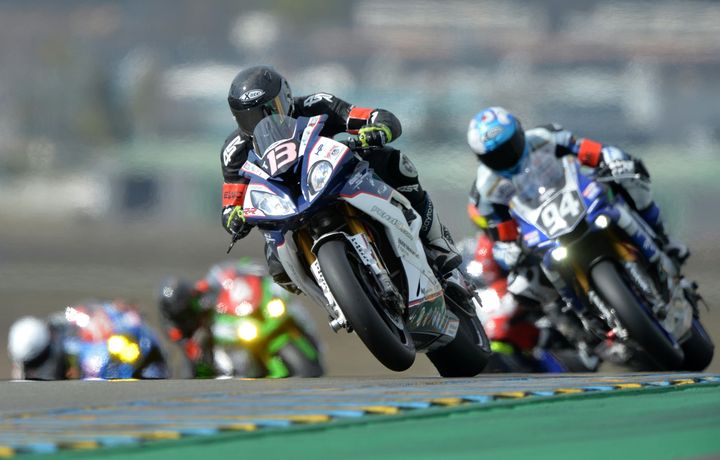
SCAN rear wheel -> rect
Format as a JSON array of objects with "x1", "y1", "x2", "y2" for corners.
[
  {"x1": 681, "y1": 319, "x2": 714, "y2": 371},
  {"x1": 317, "y1": 239, "x2": 415, "y2": 371},
  {"x1": 590, "y1": 260, "x2": 683, "y2": 370},
  {"x1": 427, "y1": 288, "x2": 491, "y2": 377}
]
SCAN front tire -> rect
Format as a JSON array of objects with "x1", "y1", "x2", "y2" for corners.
[
  {"x1": 590, "y1": 260, "x2": 684, "y2": 370},
  {"x1": 681, "y1": 319, "x2": 714, "y2": 371},
  {"x1": 317, "y1": 239, "x2": 415, "y2": 371}
]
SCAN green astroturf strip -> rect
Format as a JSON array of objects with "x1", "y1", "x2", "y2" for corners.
[{"x1": 17, "y1": 384, "x2": 720, "y2": 460}]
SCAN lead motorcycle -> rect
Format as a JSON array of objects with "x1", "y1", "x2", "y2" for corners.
[
  {"x1": 509, "y1": 151, "x2": 714, "y2": 370},
  {"x1": 232, "y1": 114, "x2": 490, "y2": 376}
]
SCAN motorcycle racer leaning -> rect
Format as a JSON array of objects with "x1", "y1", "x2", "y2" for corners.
[
  {"x1": 466, "y1": 107, "x2": 689, "y2": 350},
  {"x1": 221, "y1": 66, "x2": 461, "y2": 292}
]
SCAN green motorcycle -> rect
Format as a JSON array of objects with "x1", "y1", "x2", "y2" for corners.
[{"x1": 210, "y1": 269, "x2": 324, "y2": 378}]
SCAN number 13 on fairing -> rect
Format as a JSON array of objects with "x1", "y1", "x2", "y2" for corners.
[{"x1": 262, "y1": 141, "x2": 298, "y2": 176}]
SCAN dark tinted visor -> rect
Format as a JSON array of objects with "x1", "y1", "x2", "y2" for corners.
[
  {"x1": 233, "y1": 94, "x2": 292, "y2": 137},
  {"x1": 477, "y1": 128, "x2": 525, "y2": 172}
]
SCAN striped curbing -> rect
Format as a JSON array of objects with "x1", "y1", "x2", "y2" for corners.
[{"x1": 1, "y1": 374, "x2": 718, "y2": 457}]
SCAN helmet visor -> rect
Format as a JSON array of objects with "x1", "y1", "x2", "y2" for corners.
[
  {"x1": 478, "y1": 128, "x2": 526, "y2": 172},
  {"x1": 233, "y1": 94, "x2": 292, "y2": 137}
]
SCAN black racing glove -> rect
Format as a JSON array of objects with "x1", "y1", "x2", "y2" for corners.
[{"x1": 222, "y1": 205, "x2": 252, "y2": 238}]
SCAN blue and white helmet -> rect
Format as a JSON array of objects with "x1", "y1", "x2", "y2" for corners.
[{"x1": 467, "y1": 107, "x2": 527, "y2": 176}]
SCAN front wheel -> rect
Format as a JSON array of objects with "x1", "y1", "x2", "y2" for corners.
[
  {"x1": 681, "y1": 319, "x2": 714, "y2": 371},
  {"x1": 590, "y1": 260, "x2": 684, "y2": 370},
  {"x1": 317, "y1": 239, "x2": 415, "y2": 371}
]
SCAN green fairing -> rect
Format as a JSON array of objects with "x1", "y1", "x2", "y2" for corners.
[
  {"x1": 490, "y1": 341, "x2": 515, "y2": 355},
  {"x1": 266, "y1": 356, "x2": 289, "y2": 378},
  {"x1": 259, "y1": 317, "x2": 284, "y2": 337},
  {"x1": 268, "y1": 333, "x2": 291, "y2": 354},
  {"x1": 193, "y1": 362, "x2": 215, "y2": 379}
]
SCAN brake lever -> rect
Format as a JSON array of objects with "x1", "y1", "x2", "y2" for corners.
[
  {"x1": 226, "y1": 233, "x2": 241, "y2": 254},
  {"x1": 596, "y1": 173, "x2": 642, "y2": 183},
  {"x1": 342, "y1": 136, "x2": 384, "y2": 153}
]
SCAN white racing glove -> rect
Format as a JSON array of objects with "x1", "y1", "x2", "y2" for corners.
[
  {"x1": 492, "y1": 241, "x2": 522, "y2": 271},
  {"x1": 601, "y1": 146, "x2": 635, "y2": 177}
]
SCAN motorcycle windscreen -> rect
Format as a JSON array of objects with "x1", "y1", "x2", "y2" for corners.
[
  {"x1": 251, "y1": 114, "x2": 301, "y2": 177},
  {"x1": 512, "y1": 153, "x2": 586, "y2": 239},
  {"x1": 512, "y1": 152, "x2": 566, "y2": 207}
]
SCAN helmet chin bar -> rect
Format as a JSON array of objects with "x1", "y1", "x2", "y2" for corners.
[{"x1": 495, "y1": 145, "x2": 530, "y2": 179}]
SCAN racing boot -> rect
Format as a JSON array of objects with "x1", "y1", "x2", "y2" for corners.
[
  {"x1": 265, "y1": 242, "x2": 302, "y2": 294},
  {"x1": 417, "y1": 194, "x2": 462, "y2": 276},
  {"x1": 640, "y1": 203, "x2": 690, "y2": 264},
  {"x1": 613, "y1": 160, "x2": 689, "y2": 265}
]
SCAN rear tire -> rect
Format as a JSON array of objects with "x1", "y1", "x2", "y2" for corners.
[
  {"x1": 317, "y1": 239, "x2": 415, "y2": 371},
  {"x1": 590, "y1": 260, "x2": 683, "y2": 370},
  {"x1": 427, "y1": 292, "x2": 491, "y2": 377},
  {"x1": 681, "y1": 319, "x2": 714, "y2": 371},
  {"x1": 278, "y1": 343, "x2": 324, "y2": 377}
]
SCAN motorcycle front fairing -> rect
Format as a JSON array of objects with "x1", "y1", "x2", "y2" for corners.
[
  {"x1": 511, "y1": 155, "x2": 588, "y2": 251},
  {"x1": 240, "y1": 115, "x2": 355, "y2": 228}
]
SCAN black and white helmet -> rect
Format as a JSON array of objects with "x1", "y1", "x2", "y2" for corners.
[
  {"x1": 227, "y1": 66, "x2": 293, "y2": 136},
  {"x1": 7, "y1": 316, "x2": 64, "y2": 380}
]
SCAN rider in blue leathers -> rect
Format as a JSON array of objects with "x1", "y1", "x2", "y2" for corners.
[{"x1": 466, "y1": 107, "x2": 689, "y2": 360}]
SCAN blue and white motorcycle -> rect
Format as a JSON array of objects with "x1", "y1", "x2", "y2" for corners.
[
  {"x1": 509, "y1": 151, "x2": 713, "y2": 370},
  {"x1": 65, "y1": 304, "x2": 170, "y2": 380},
  {"x1": 234, "y1": 114, "x2": 490, "y2": 376}
]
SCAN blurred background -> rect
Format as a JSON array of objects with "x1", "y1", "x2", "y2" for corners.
[{"x1": 1, "y1": 0, "x2": 718, "y2": 377}]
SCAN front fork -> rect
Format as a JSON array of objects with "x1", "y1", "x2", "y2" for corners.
[
  {"x1": 297, "y1": 205, "x2": 401, "y2": 332},
  {"x1": 540, "y1": 229, "x2": 639, "y2": 341},
  {"x1": 294, "y1": 228, "x2": 348, "y2": 331}
]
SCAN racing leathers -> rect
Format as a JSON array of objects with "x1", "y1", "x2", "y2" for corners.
[
  {"x1": 160, "y1": 278, "x2": 217, "y2": 378},
  {"x1": 468, "y1": 123, "x2": 688, "y2": 312},
  {"x1": 221, "y1": 92, "x2": 461, "y2": 288}
]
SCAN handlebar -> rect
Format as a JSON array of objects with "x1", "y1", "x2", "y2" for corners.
[
  {"x1": 339, "y1": 137, "x2": 362, "y2": 151},
  {"x1": 339, "y1": 136, "x2": 385, "y2": 152},
  {"x1": 596, "y1": 173, "x2": 642, "y2": 183},
  {"x1": 594, "y1": 164, "x2": 641, "y2": 183}
]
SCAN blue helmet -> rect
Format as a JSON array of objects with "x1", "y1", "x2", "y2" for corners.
[{"x1": 467, "y1": 107, "x2": 527, "y2": 176}]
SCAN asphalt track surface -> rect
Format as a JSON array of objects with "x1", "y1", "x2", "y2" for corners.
[{"x1": 1, "y1": 374, "x2": 719, "y2": 458}]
